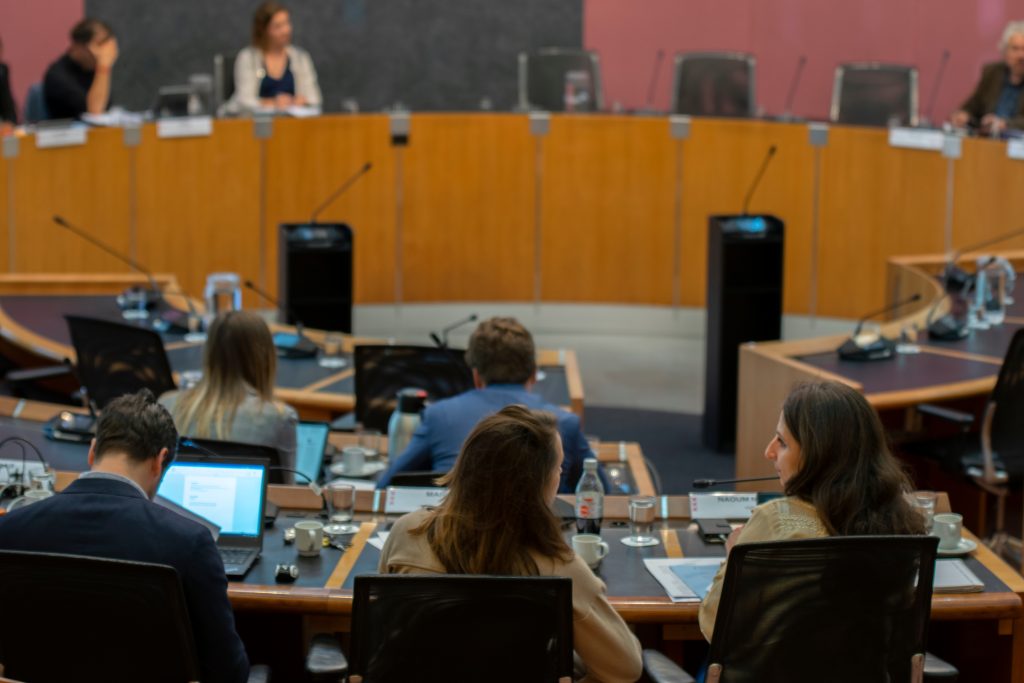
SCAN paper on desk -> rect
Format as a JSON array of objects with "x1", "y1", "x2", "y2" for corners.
[
  {"x1": 933, "y1": 559, "x2": 984, "y2": 593},
  {"x1": 644, "y1": 558, "x2": 723, "y2": 603},
  {"x1": 367, "y1": 531, "x2": 390, "y2": 551}
]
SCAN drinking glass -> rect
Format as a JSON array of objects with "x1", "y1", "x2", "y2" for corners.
[
  {"x1": 323, "y1": 482, "x2": 359, "y2": 535},
  {"x1": 621, "y1": 496, "x2": 659, "y2": 547},
  {"x1": 357, "y1": 428, "x2": 382, "y2": 460},
  {"x1": 121, "y1": 288, "x2": 147, "y2": 320},
  {"x1": 318, "y1": 332, "x2": 347, "y2": 369},
  {"x1": 913, "y1": 491, "x2": 937, "y2": 532}
]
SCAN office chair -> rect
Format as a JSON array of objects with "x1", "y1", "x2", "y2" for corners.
[
  {"x1": 831, "y1": 62, "x2": 919, "y2": 127},
  {"x1": 671, "y1": 51, "x2": 756, "y2": 117},
  {"x1": 0, "y1": 550, "x2": 268, "y2": 683},
  {"x1": 517, "y1": 48, "x2": 603, "y2": 112},
  {"x1": 644, "y1": 536, "x2": 958, "y2": 683},
  {"x1": 24, "y1": 83, "x2": 49, "y2": 123},
  {"x1": 915, "y1": 328, "x2": 1024, "y2": 565},
  {"x1": 65, "y1": 315, "x2": 177, "y2": 409},
  {"x1": 213, "y1": 52, "x2": 236, "y2": 115},
  {"x1": 348, "y1": 575, "x2": 574, "y2": 682}
]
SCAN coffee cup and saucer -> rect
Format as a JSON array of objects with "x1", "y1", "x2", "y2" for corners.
[{"x1": 933, "y1": 513, "x2": 977, "y2": 556}]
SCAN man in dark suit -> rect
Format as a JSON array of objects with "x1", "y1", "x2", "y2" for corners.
[
  {"x1": 0, "y1": 36, "x2": 17, "y2": 126},
  {"x1": 952, "y1": 21, "x2": 1024, "y2": 135},
  {"x1": 376, "y1": 316, "x2": 598, "y2": 493},
  {"x1": 0, "y1": 390, "x2": 249, "y2": 683},
  {"x1": 42, "y1": 17, "x2": 118, "y2": 120}
]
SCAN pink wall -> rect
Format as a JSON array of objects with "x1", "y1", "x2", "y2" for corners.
[
  {"x1": 0, "y1": 0, "x2": 83, "y2": 115},
  {"x1": 585, "y1": 0, "x2": 1024, "y2": 122}
]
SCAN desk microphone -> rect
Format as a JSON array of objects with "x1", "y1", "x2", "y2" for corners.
[
  {"x1": 780, "y1": 55, "x2": 807, "y2": 120},
  {"x1": 430, "y1": 314, "x2": 478, "y2": 349},
  {"x1": 922, "y1": 49, "x2": 951, "y2": 128},
  {"x1": 741, "y1": 145, "x2": 777, "y2": 216},
  {"x1": 643, "y1": 49, "x2": 666, "y2": 112},
  {"x1": 692, "y1": 476, "x2": 778, "y2": 489},
  {"x1": 242, "y1": 279, "x2": 319, "y2": 359},
  {"x1": 309, "y1": 162, "x2": 373, "y2": 224},
  {"x1": 836, "y1": 293, "x2": 921, "y2": 361}
]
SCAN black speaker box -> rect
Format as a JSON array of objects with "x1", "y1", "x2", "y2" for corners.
[{"x1": 278, "y1": 223, "x2": 353, "y2": 333}]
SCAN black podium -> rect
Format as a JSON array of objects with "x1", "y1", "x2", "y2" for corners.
[
  {"x1": 278, "y1": 223, "x2": 353, "y2": 333},
  {"x1": 703, "y1": 214, "x2": 784, "y2": 452}
]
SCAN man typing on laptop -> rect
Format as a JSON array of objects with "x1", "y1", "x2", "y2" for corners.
[{"x1": 0, "y1": 390, "x2": 249, "y2": 683}]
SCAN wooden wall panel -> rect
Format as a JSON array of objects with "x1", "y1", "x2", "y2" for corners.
[
  {"x1": 11, "y1": 129, "x2": 131, "y2": 275},
  {"x1": 541, "y1": 115, "x2": 676, "y2": 304},
  {"x1": 134, "y1": 120, "x2": 261, "y2": 300},
  {"x1": 401, "y1": 114, "x2": 534, "y2": 302},
  {"x1": 264, "y1": 115, "x2": 396, "y2": 304},
  {"x1": 953, "y1": 138, "x2": 1024, "y2": 255}
]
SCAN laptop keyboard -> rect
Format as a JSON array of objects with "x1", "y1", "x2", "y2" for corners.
[{"x1": 219, "y1": 547, "x2": 257, "y2": 568}]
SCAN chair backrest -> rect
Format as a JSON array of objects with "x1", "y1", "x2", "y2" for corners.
[
  {"x1": 518, "y1": 48, "x2": 603, "y2": 112},
  {"x1": 0, "y1": 550, "x2": 200, "y2": 683},
  {"x1": 353, "y1": 344, "x2": 474, "y2": 432},
  {"x1": 350, "y1": 575, "x2": 573, "y2": 682},
  {"x1": 65, "y1": 315, "x2": 177, "y2": 409},
  {"x1": 214, "y1": 52, "x2": 236, "y2": 113},
  {"x1": 24, "y1": 82, "x2": 49, "y2": 123},
  {"x1": 672, "y1": 51, "x2": 756, "y2": 117},
  {"x1": 831, "y1": 63, "x2": 918, "y2": 127},
  {"x1": 990, "y1": 328, "x2": 1024, "y2": 474},
  {"x1": 707, "y1": 535, "x2": 938, "y2": 683}
]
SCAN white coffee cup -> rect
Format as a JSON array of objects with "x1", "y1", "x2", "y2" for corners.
[
  {"x1": 341, "y1": 446, "x2": 366, "y2": 475},
  {"x1": 572, "y1": 533, "x2": 609, "y2": 569},
  {"x1": 7, "y1": 488, "x2": 54, "y2": 511},
  {"x1": 933, "y1": 513, "x2": 963, "y2": 551},
  {"x1": 294, "y1": 520, "x2": 325, "y2": 557}
]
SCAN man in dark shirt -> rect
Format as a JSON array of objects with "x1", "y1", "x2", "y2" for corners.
[
  {"x1": 0, "y1": 391, "x2": 250, "y2": 683},
  {"x1": 952, "y1": 21, "x2": 1024, "y2": 135},
  {"x1": 0, "y1": 37, "x2": 17, "y2": 126},
  {"x1": 42, "y1": 17, "x2": 118, "y2": 120}
]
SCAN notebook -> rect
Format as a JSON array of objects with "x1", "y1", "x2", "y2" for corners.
[
  {"x1": 295, "y1": 421, "x2": 330, "y2": 484},
  {"x1": 157, "y1": 458, "x2": 268, "y2": 578},
  {"x1": 933, "y1": 559, "x2": 984, "y2": 594}
]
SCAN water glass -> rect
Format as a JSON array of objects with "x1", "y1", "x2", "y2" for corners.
[
  {"x1": 357, "y1": 428, "x2": 382, "y2": 460},
  {"x1": 913, "y1": 491, "x2": 937, "y2": 532},
  {"x1": 621, "y1": 496, "x2": 659, "y2": 547},
  {"x1": 121, "y1": 288, "x2": 147, "y2": 320},
  {"x1": 323, "y1": 482, "x2": 359, "y2": 535},
  {"x1": 318, "y1": 332, "x2": 347, "y2": 369}
]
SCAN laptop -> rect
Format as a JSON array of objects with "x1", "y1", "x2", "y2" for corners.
[
  {"x1": 157, "y1": 457, "x2": 268, "y2": 578},
  {"x1": 295, "y1": 421, "x2": 330, "y2": 484}
]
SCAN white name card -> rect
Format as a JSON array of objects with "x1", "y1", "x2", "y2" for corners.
[
  {"x1": 689, "y1": 492, "x2": 757, "y2": 520},
  {"x1": 1008, "y1": 139, "x2": 1024, "y2": 161},
  {"x1": 35, "y1": 126, "x2": 87, "y2": 149},
  {"x1": 888, "y1": 127, "x2": 943, "y2": 152},
  {"x1": 157, "y1": 116, "x2": 213, "y2": 139},
  {"x1": 384, "y1": 486, "x2": 448, "y2": 514}
]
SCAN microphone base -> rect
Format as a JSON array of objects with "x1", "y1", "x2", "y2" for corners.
[
  {"x1": 837, "y1": 337, "x2": 897, "y2": 362},
  {"x1": 928, "y1": 315, "x2": 970, "y2": 341},
  {"x1": 275, "y1": 334, "x2": 319, "y2": 360}
]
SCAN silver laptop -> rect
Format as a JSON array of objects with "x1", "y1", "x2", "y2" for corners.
[
  {"x1": 157, "y1": 457, "x2": 268, "y2": 577},
  {"x1": 295, "y1": 421, "x2": 330, "y2": 484}
]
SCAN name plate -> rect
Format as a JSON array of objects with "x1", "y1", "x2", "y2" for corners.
[
  {"x1": 888, "y1": 127, "x2": 943, "y2": 151},
  {"x1": 689, "y1": 492, "x2": 757, "y2": 520},
  {"x1": 1008, "y1": 139, "x2": 1024, "y2": 161},
  {"x1": 384, "y1": 486, "x2": 448, "y2": 514},
  {"x1": 157, "y1": 116, "x2": 213, "y2": 139},
  {"x1": 35, "y1": 126, "x2": 87, "y2": 149}
]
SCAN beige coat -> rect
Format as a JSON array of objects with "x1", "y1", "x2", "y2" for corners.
[{"x1": 229, "y1": 45, "x2": 322, "y2": 113}]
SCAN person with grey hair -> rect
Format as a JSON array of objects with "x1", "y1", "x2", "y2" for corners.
[{"x1": 951, "y1": 20, "x2": 1024, "y2": 135}]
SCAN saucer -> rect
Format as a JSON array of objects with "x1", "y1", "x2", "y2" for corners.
[
  {"x1": 328, "y1": 461, "x2": 387, "y2": 478},
  {"x1": 937, "y1": 538, "x2": 977, "y2": 557}
]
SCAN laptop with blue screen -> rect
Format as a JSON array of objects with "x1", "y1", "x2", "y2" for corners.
[{"x1": 157, "y1": 458, "x2": 268, "y2": 577}]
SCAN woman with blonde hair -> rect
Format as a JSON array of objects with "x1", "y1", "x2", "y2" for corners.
[
  {"x1": 379, "y1": 404, "x2": 642, "y2": 683},
  {"x1": 160, "y1": 310, "x2": 297, "y2": 474}
]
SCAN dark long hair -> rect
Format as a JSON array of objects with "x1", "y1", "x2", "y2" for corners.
[
  {"x1": 412, "y1": 405, "x2": 572, "y2": 575},
  {"x1": 782, "y1": 381, "x2": 925, "y2": 536}
]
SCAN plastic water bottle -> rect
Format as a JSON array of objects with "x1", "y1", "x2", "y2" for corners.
[
  {"x1": 575, "y1": 458, "x2": 604, "y2": 534},
  {"x1": 387, "y1": 388, "x2": 427, "y2": 458}
]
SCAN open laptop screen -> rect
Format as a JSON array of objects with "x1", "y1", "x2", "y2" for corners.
[
  {"x1": 157, "y1": 461, "x2": 266, "y2": 538},
  {"x1": 296, "y1": 421, "x2": 330, "y2": 483}
]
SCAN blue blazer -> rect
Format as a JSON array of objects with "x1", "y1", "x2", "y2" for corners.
[
  {"x1": 0, "y1": 477, "x2": 249, "y2": 683},
  {"x1": 376, "y1": 384, "x2": 596, "y2": 493}
]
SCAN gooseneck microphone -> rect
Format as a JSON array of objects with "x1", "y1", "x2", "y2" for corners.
[
  {"x1": 692, "y1": 476, "x2": 778, "y2": 489},
  {"x1": 430, "y1": 314, "x2": 478, "y2": 349},
  {"x1": 836, "y1": 293, "x2": 922, "y2": 361},
  {"x1": 243, "y1": 279, "x2": 319, "y2": 359},
  {"x1": 781, "y1": 55, "x2": 807, "y2": 119},
  {"x1": 643, "y1": 49, "x2": 666, "y2": 112},
  {"x1": 923, "y1": 49, "x2": 951, "y2": 127},
  {"x1": 309, "y1": 162, "x2": 373, "y2": 224},
  {"x1": 53, "y1": 215, "x2": 160, "y2": 300},
  {"x1": 741, "y1": 145, "x2": 777, "y2": 216}
]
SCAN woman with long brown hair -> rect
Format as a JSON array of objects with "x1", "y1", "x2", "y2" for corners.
[
  {"x1": 378, "y1": 404, "x2": 642, "y2": 683},
  {"x1": 698, "y1": 380, "x2": 927, "y2": 640},
  {"x1": 159, "y1": 310, "x2": 297, "y2": 474}
]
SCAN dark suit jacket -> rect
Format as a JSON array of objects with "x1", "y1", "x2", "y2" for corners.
[
  {"x1": 0, "y1": 63, "x2": 16, "y2": 123},
  {"x1": 960, "y1": 61, "x2": 1024, "y2": 130},
  {"x1": 0, "y1": 477, "x2": 249, "y2": 683}
]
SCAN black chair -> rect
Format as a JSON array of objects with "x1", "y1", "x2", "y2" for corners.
[
  {"x1": 348, "y1": 575, "x2": 573, "y2": 682},
  {"x1": 672, "y1": 51, "x2": 756, "y2": 117},
  {"x1": 831, "y1": 62, "x2": 918, "y2": 127},
  {"x1": 517, "y1": 48, "x2": 603, "y2": 112},
  {"x1": 214, "y1": 52, "x2": 236, "y2": 114},
  {"x1": 916, "y1": 328, "x2": 1024, "y2": 563},
  {"x1": 65, "y1": 315, "x2": 177, "y2": 409},
  {"x1": 353, "y1": 345, "x2": 473, "y2": 433},
  {"x1": 0, "y1": 550, "x2": 268, "y2": 683}
]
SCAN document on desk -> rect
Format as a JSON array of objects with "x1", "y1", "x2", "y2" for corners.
[
  {"x1": 644, "y1": 558, "x2": 723, "y2": 603},
  {"x1": 933, "y1": 559, "x2": 984, "y2": 594}
]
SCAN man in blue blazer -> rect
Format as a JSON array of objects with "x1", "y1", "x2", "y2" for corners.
[
  {"x1": 377, "y1": 317, "x2": 597, "y2": 492},
  {"x1": 0, "y1": 391, "x2": 249, "y2": 683}
]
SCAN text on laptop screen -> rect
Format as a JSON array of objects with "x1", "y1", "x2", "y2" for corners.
[
  {"x1": 296, "y1": 422, "x2": 330, "y2": 483},
  {"x1": 157, "y1": 462, "x2": 265, "y2": 537}
]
